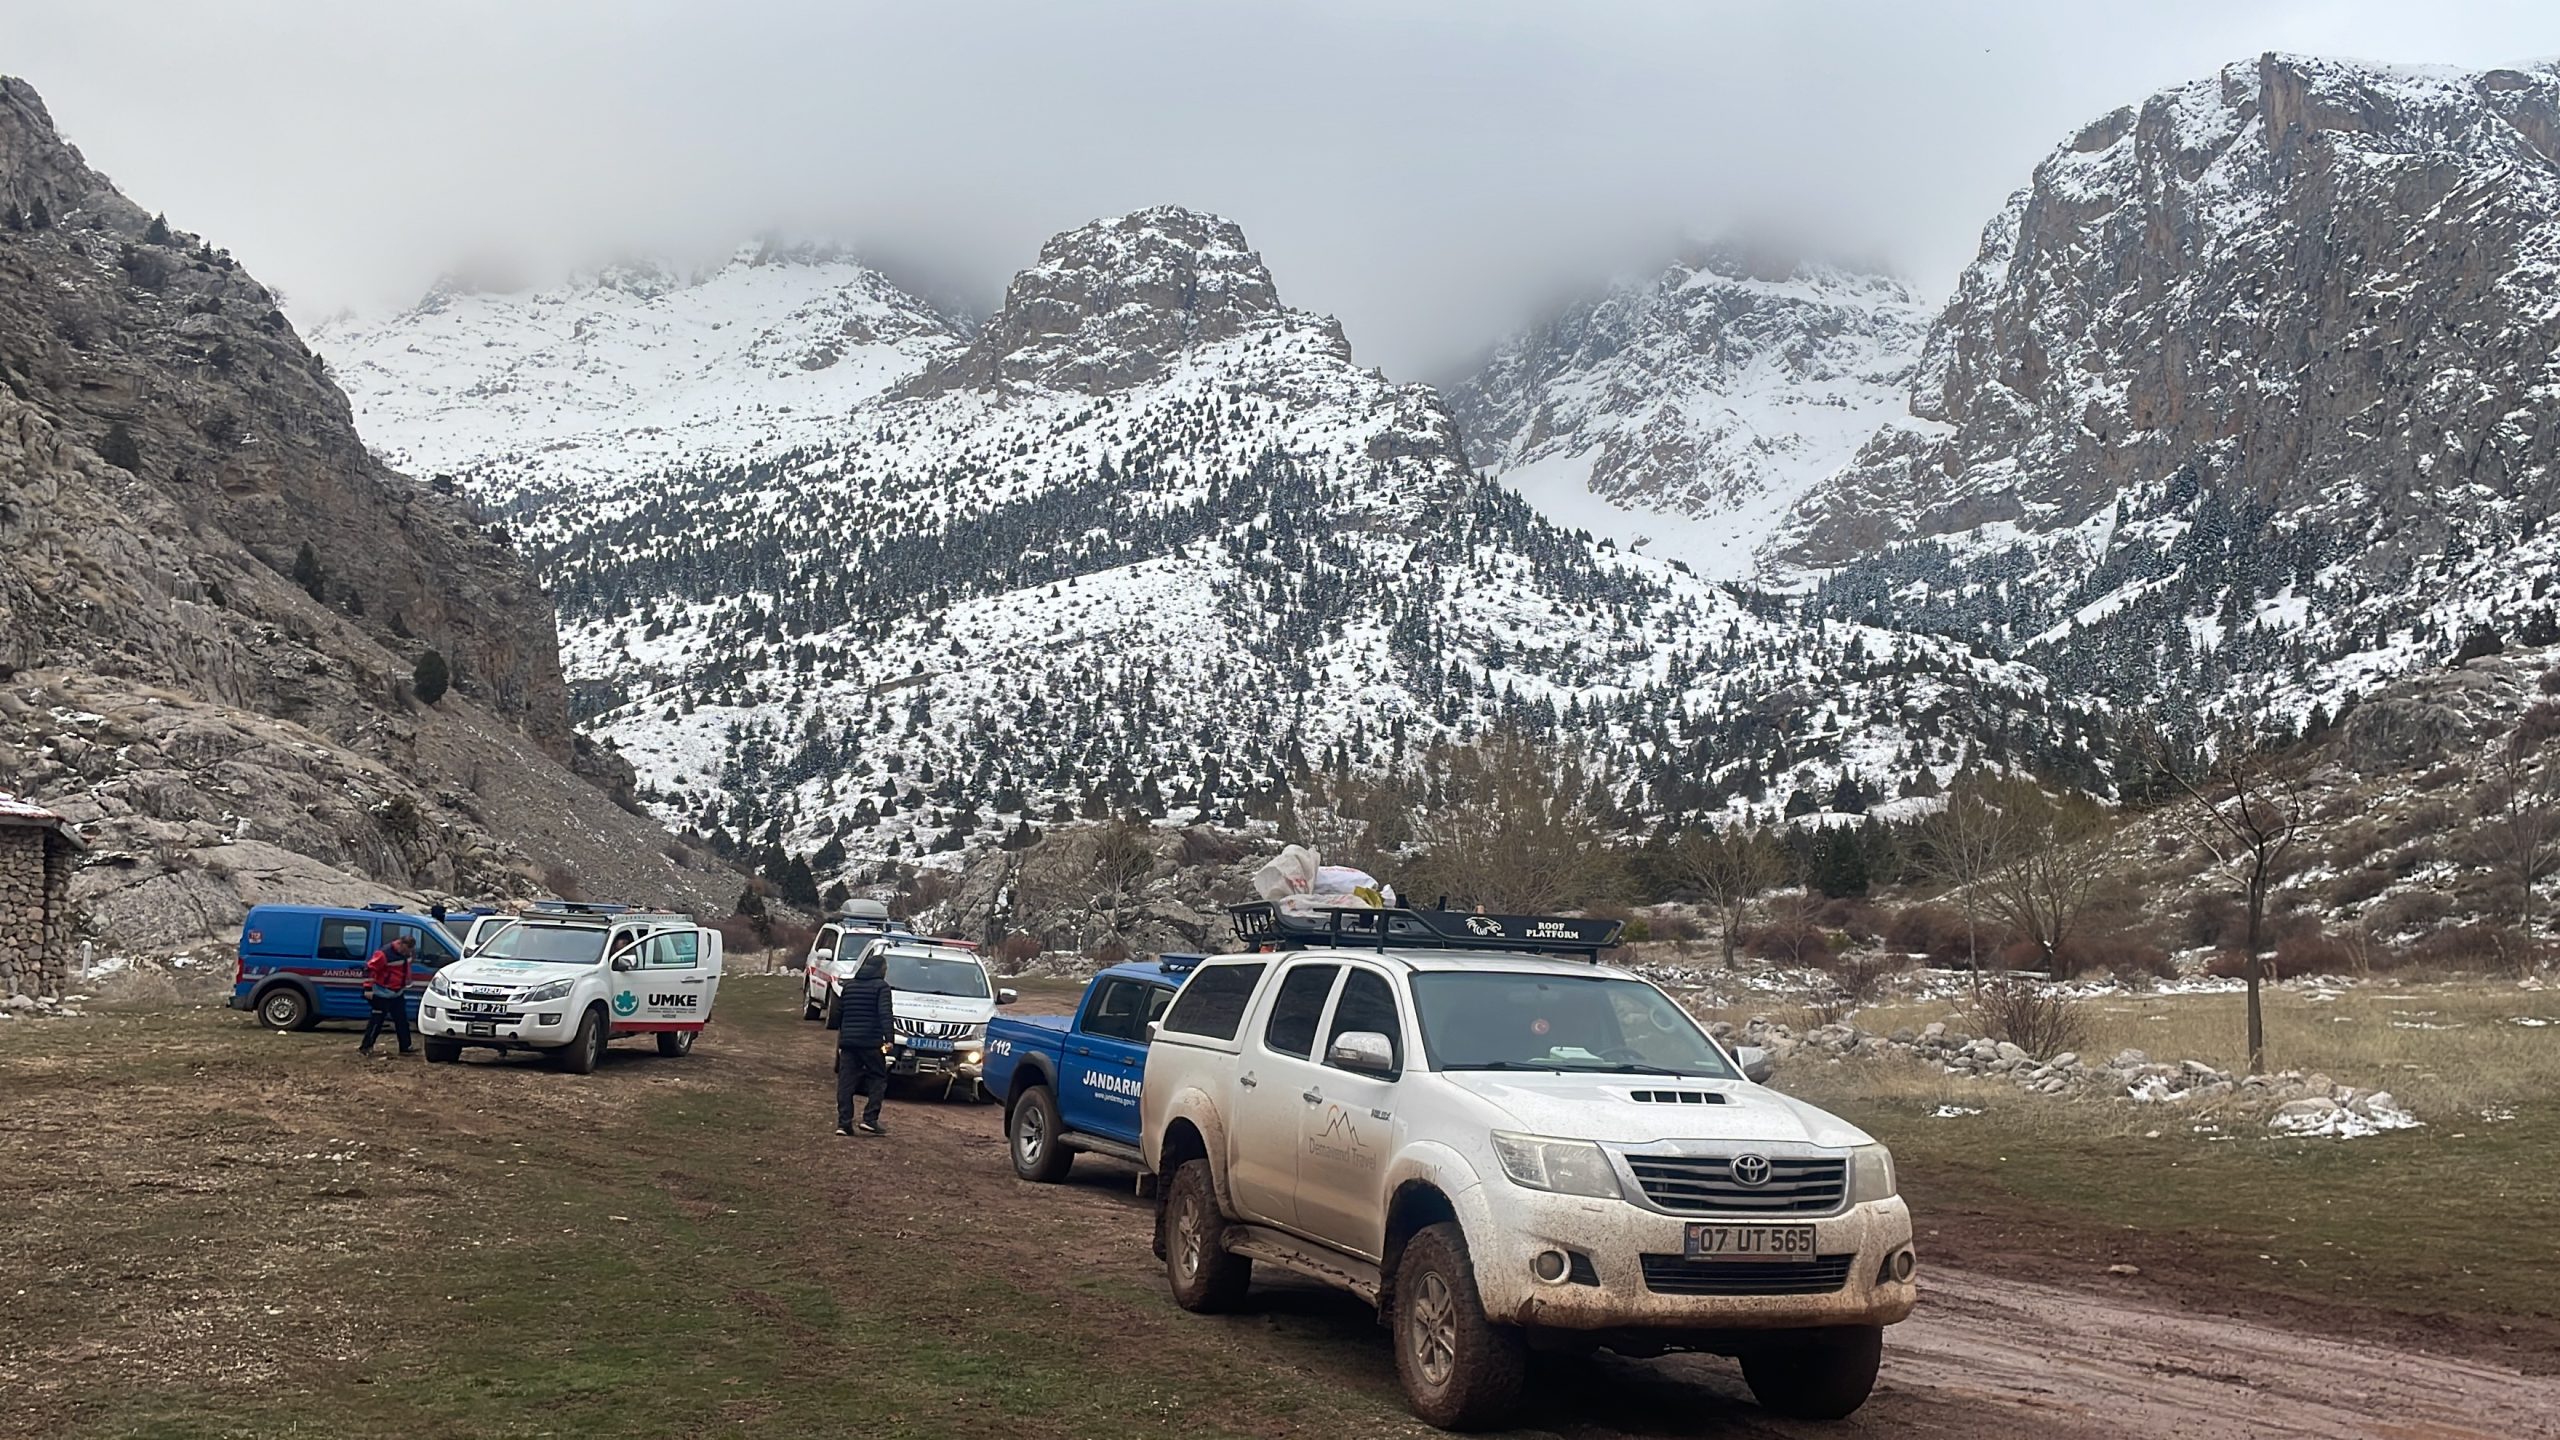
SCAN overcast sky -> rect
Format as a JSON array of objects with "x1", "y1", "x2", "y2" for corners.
[{"x1": 10, "y1": 1, "x2": 2560, "y2": 378}]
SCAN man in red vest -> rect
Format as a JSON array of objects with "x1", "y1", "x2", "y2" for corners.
[{"x1": 360, "y1": 934, "x2": 418, "y2": 1057}]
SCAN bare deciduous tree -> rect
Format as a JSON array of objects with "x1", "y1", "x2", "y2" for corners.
[
  {"x1": 1914, "y1": 774, "x2": 2021, "y2": 993},
  {"x1": 1662, "y1": 823, "x2": 1783, "y2": 966},
  {"x1": 1977, "y1": 776, "x2": 2109, "y2": 982},
  {"x1": 2144, "y1": 727, "x2": 2310, "y2": 1075},
  {"x1": 1402, "y1": 729, "x2": 1623, "y2": 913},
  {"x1": 2470, "y1": 728, "x2": 2560, "y2": 974}
]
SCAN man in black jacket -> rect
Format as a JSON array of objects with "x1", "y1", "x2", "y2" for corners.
[{"x1": 827, "y1": 950, "x2": 895, "y2": 1136}]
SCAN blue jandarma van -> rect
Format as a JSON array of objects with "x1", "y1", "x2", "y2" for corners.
[{"x1": 228, "y1": 903, "x2": 463, "y2": 1030}]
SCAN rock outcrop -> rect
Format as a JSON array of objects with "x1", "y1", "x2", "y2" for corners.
[
  {"x1": 0, "y1": 76, "x2": 739, "y2": 949},
  {"x1": 1787, "y1": 55, "x2": 2560, "y2": 570}
]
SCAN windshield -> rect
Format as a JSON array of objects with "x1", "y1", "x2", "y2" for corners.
[
  {"x1": 883, "y1": 950, "x2": 989, "y2": 998},
  {"x1": 474, "y1": 923, "x2": 608, "y2": 966},
  {"x1": 1410, "y1": 972, "x2": 1737, "y2": 1078}
]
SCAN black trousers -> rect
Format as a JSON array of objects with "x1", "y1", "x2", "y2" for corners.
[
  {"x1": 836, "y1": 1047, "x2": 888, "y2": 1128},
  {"x1": 361, "y1": 992, "x2": 413, "y2": 1052}
]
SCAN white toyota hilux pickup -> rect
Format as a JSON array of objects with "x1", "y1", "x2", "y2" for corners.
[{"x1": 1140, "y1": 904, "x2": 1915, "y2": 1430}]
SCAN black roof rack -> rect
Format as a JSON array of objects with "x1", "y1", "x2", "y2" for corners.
[{"x1": 1227, "y1": 901, "x2": 1622, "y2": 959}]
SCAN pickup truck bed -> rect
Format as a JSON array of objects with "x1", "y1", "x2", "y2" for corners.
[{"x1": 984, "y1": 960, "x2": 1186, "y2": 1183}]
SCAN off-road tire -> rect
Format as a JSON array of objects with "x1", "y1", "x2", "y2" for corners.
[
  {"x1": 421, "y1": 1038, "x2": 462, "y2": 1064},
  {"x1": 656, "y1": 1029, "x2": 696, "y2": 1058},
  {"x1": 801, "y1": 983, "x2": 821, "y2": 1021},
  {"x1": 1740, "y1": 1325, "x2": 1883, "y2": 1421},
  {"x1": 1163, "y1": 1159, "x2": 1251, "y2": 1312},
  {"x1": 820, "y1": 989, "x2": 838, "y2": 1027},
  {"x1": 257, "y1": 987, "x2": 315, "y2": 1031},
  {"x1": 556, "y1": 1006, "x2": 607, "y2": 1075},
  {"x1": 1392, "y1": 1222, "x2": 1527, "y2": 1430},
  {"x1": 1009, "y1": 1086, "x2": 1074, "y2": 1183}
]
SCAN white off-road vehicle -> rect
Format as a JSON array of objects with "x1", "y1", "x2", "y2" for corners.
[
  {"x1": 799, "y1": 900, "x2": 915, "y2": 1021},
  {"x1": 1140, "y1": 904, "x2": 1915, "y2": 1430},
  {"x1": 420, "y1": 903, "x2": 724, "y2": 1071}
]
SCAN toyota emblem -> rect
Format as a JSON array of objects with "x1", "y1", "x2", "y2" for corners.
[{"x1": 1729, "y1": 1153, "x2": 1773, "y2": 1187}]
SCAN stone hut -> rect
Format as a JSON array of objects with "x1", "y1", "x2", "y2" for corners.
[{"x1": 0, "y1": 793, "x2": 82, "y2": 999}]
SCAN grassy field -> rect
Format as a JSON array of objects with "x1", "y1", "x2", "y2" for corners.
[
  {"x1": 4, "y1": 971, "x2": 2556, "y2": 1438},
  {"x1": 0, "y1": 977, "x2": 1428, "y2": 1440},
  {"x1": 1692, "y1": 978, "x2": 2560, "y2": 1353}
]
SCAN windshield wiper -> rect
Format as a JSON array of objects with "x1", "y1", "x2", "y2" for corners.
[
  {"x1": 1589, "y1": 1062, "x2": 1725, "y2": 1078},
  {"x1": 1453, "y1": 1061, "x2": 1567, "y2": 1072}
]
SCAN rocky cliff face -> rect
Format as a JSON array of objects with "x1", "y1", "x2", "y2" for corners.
[
  {"x1": 1789, "y1": 54, "x2": 2560, "y2": 568},
  {"x1": 1451, "y1": 245, "x2": 1930, "y2": 578},
  {"x1": 0, "y1": 77, "x2": 738, "y2": 949},
  {"x1": 908, "y1": 207, "x2": 1324, "y2": 396},
  {"x1": 1788, "y1": 55, "x2": 2560, "y2": 730}
]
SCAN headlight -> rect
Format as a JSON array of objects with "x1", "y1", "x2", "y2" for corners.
[
  {"x1": 519, "y1": 979, "x2": 575, "y2": 1004},
  {"x1": 1490, "y1": 1132, "x2": 1622, "y2": 1199},
  {"x1": 1847, "y1": 1144, "x2": 1897, "y2": 1203},
  {"x1": 428, "y1": 972, "x2": 458, "y2": 998}
]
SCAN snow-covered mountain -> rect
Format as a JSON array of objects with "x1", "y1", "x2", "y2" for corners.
[
  {"x1": 1450, "y1": 245, "x2": 1931, "y2": 580},
  {"x1": 312, "y1": 242, "x2": 969, "y2": 518},
  {"x1": 322, "y1": 207, "x2": 2088, "y2": 878},
  {"x1": 1790, "y1": 54, "x2": 2560, "y2": 731}
]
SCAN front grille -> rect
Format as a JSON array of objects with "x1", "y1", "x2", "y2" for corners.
[
  {"x1": 1639, "y1": 1254, "x2": 1853, "y2": 1296},
  {"x1": 461, "y1": 987, "x2": 516, "y2": 1003},
  {"x1": 1624, "y1": 1154, "x2": 1847, "y2": 1215},
  {"x1": 896, "y1": 1019, "x2": 976, "y2": 1039}
]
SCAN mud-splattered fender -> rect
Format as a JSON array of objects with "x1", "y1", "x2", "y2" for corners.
[
  {"x1": 1143, "y1": 1084, "x2": 1232, "y2": 1205},
  {"x1": 1376, "y1": 1140, "x2": 1497, "y2": 1273}
]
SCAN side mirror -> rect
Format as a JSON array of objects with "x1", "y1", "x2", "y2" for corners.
[
  {"x1": 1145, "y1": 1020, "x2": 1162, "y2": 1042},
  {"x1": 1327, "y1": 1031, "x2": 1397, "y2": 1076},
  {"x1": 997, "y1": 988, "x2": 1018, "y2": 1006},
  {"x1": 1738, "y1": 1045, "x2": 1774, "y2": 1084},
  {"x1": 610, "y1": 954, "x2": 635, "y2": 973}
]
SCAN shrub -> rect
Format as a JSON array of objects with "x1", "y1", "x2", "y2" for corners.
[
  {"x1": 2403, "y1": 922, "x2": 2510, "y2": 974},
  {"x1": 2181, "y1": 895, "x2": 2244, "y2": 951},
  {"x1": 994, "y1": 934, "x2": 1045, "y2": 974},
  {"x1": 1650, "y1": 910, "x2": 1704, "y2": 943},
  {"x1": 2540, "y1": 667, "x2": 2560, "y2": 696},
  {"x1": 99, "y1": 420, "x2": 142, "y2": 472},
  {"x1": 769, "y1": 920, "x2": 816, "y2": 958},
  {"x1": 541, "y1": 862, "x2": 582, "y2": 900},
  {"x1": 2204, "y1": 946, "x2": 2319, "y2": 981},
  {"x1": 1811, "y1": 897, "x2": 1883, "y2": 941},
  {"x1": 1742, "y1": 922, "x2": 1833, "y2": 967},
  {"x1": 92, "y1": 965, "x2": 183, "y2": 1011},
  {"x1": 2324, "y1": 866, "x2": 2394, "y2": 909},
  {"x1": 2273, "y1": 929, "x2": 2357, "y2": 977},
  {"x1": 2379, "y1": 800, "x2": 2459, "y2": 850},
  {"x1": 1817, "y1": 950, "x2": 1901, "y2": 1004},
  {"x1": 1965, "y1": 977, "x2": 2089, "y2": 1059},
  {"x1": 1883, "y1": 903, "x2": 1976, "y2": 964},
  {"x1": 413, "y1": 649, "x2": 451, "y2": 705},
  {"x1": 2060, "y1": 931, "x2": 2175, "y2": 981},
  {"x1": 2519, "y1": 701, "x2": 2560, "y2": 751},
  {"x1": 715, "y1": 914, "x2": 763, "y2": 958},
  {"x1": 2369, "y1": 888, "x2": 2456, "y2": 935},
  {"x1": 1089, "y1": 938, "x2": 1132, "y2": 966}
]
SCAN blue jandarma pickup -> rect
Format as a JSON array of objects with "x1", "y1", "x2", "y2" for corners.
[{"x1": 982, "y1": 955, "x2": 1195, "y2": 1182}]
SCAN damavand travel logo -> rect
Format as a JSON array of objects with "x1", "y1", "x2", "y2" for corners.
[{"x1": 613, "y1": 991, "x2": 638, "y2": 1016}]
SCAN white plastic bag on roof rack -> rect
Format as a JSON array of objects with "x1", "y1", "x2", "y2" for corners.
[
  {"x1": 1252, "y1": 844, "x2": 1322, "y2": 902},
  {"x1": 1316, "y1": 866, "x2": 1394, "y2": 908}
]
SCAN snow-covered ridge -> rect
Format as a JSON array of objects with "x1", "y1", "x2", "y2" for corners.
[
  {"x1": 313, "y1": 241, "x2": 968, "y2": 505},
  {"x1": 1450, "y1": 246, "x2": 1933, "y2": 580},
  {"x1": 323, "y1": 205, "x2": 2095, "y2": 884}
]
